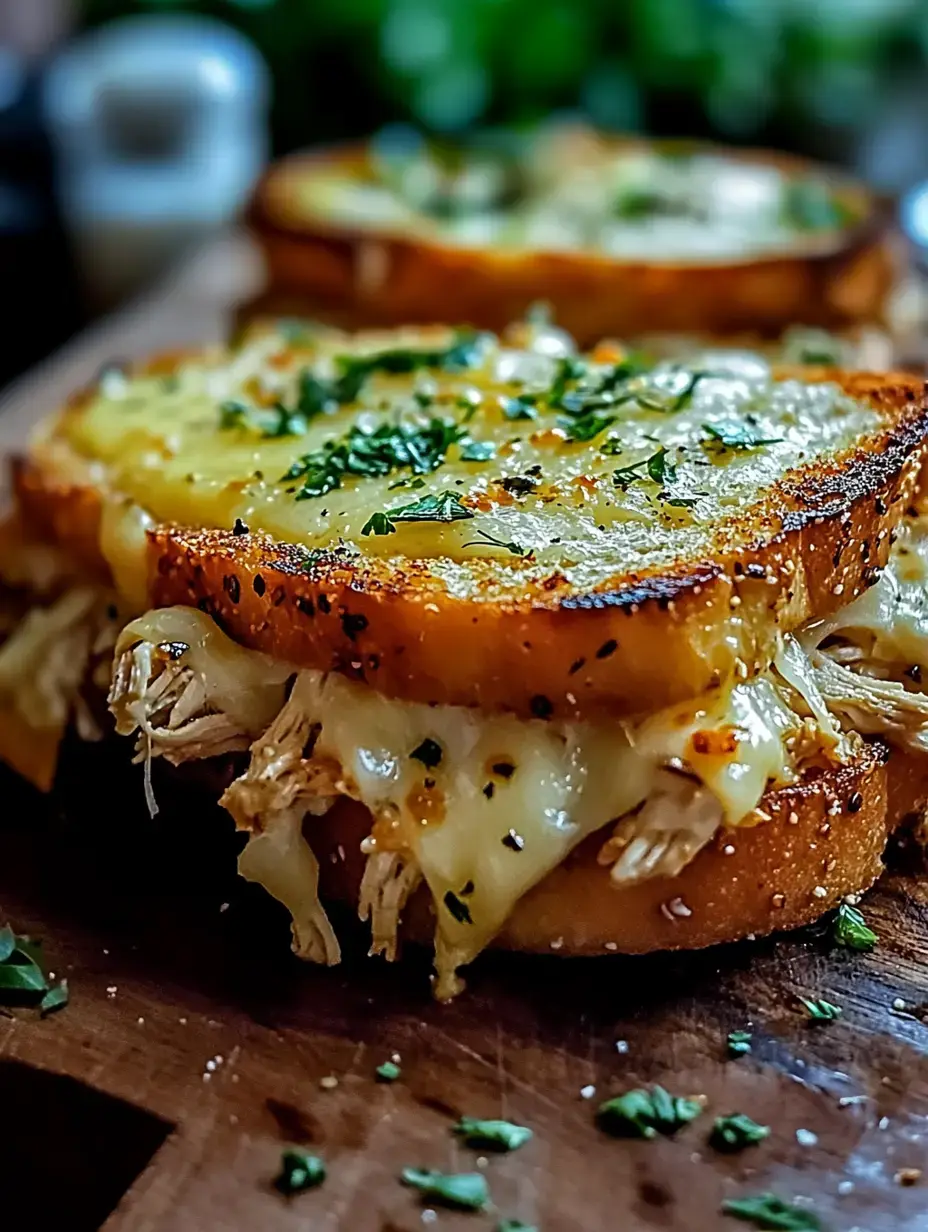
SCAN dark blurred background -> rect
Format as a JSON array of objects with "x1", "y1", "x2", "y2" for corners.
[{"x1": 5, "y1": 0, "x2": 928, "y2": 387}]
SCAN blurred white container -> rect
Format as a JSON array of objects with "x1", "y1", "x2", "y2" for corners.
[{"x1": 42, "y1": 14, "x2": 269, "y2": 307}]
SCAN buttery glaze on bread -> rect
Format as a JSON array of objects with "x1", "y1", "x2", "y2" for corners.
[
  {"x1": 15, "y1": 341, "x2": 928, "y2": 719},
  {"x1": 246, "y1": 136, "x2": 896, "y2": 345}
]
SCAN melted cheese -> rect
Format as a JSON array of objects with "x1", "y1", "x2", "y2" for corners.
[
  {"x1": 116, "y1": 605, "x2": 828, "y2": 995},
  {"x1": 292, "y1": 135, "x2": 859, "y2": 262},
  {"x1": 49, "y1": 327, "x2": 881, "y2": 604}
]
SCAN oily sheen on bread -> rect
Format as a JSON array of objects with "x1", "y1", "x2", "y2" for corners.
[{"x1": 12, "y1": 356, "x2": 928, "y2": 719}]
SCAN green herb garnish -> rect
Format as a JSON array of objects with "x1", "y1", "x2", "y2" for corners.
[
  {"x1": 727, "y1": 1030, "x2": 753, "y2": 1057},
  {"x1": 274, "y1": 1147, "x2": 326, "y2": 1195},
  {"x1": 781, "y1": 179, "x2": 853, "y2": 233},
  {"x1": 597, "y1": 1085, "x2": 703, "y2": 1139},
  {"x1": 410, "y1": 738, "x2": 443, "y2": 769},
  {"x1": 459, "y1": 439, "x2": 497, "y2": 462},
  {"x1": 831, "y1": 902, "x2": 877, "y2": 952},
  {"x1": 702, "y1": 422, "x2": 783, "y2": 453},
  {"x1": 453, "y1": 1117, "x2": 533, "y2": 1152},
  {"x1": 711, "y1": 1113, "x2": 770, "y2": 1152},
  {"x1": 0, "y1": 925, "x2": 65, "y2": 1014},
  {"x1": 558, "y1": 409, "x2": 617, "y2": 442},
  {"x1": 334, "y1": 331, "x2": 490, "y2": 389},
  {"x1": 376, "y1": 1060, "x2": 401, "y2": 1082},
  {"x1": 39, "y1": 980, "x2": 70, "y2": 1017},
  {"x1": 502, "y1": 396, "x2": 538, "y2": 421},
  {"x1": 497, "y1": 1221, "x2": 538, "y2": 1232},
  {"x1": 362, "y1": 490, "x2": 474, "y2": 536},
  {"x1": 401, "y1": 1167, "x2": 489, "y2": 1211},
  {"x1": 612, "y1": 446, "x2": 677, "y2": 491},
  {"x1": 284, "y1": 419, "x2": 466, "y2": 499},
  {"x1": 800, "y1": 997, "x2": 842, "y2": 1023},
  {"x1": 461, "y1": 526, "x2": 527, "y2": 557},
  {"x1": 548, "y1": 355, "x2": 588, "y2": 407},
  {"x1": 722, "y1": 1192, "x2": 821, "y2": 1230}
]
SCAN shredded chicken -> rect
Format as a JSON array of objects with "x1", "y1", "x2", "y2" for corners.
[
  {"x1": 0, "y1": 586, "x2": 113, "y2": 732},
  {"x1": 108, "y1": 639, "x2": 258, "y2": 814},
  {"x1": 358, "y1": 850, "x2": 423, "y2": 961},
  {"x1": 220, "y1": 674, "x2": 342, "y2": 965},
  {"x1": 597, "y1": 768, "x2": 724, "y2": 884},
  {"x1": 809, "y1": 650, "x2": 928, "y2": 753}
]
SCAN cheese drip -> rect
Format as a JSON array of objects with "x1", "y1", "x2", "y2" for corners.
[{"x1": 111, "y1": 606, "x2": 839, "y2": 997}]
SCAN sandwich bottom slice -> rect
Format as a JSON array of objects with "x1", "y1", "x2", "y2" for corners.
[{"x1": 4, "y1": 511, "x2": 928, "y2": 997}]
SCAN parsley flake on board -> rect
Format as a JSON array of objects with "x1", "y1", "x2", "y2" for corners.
[
  {"x1": 453, "y1": 1117, "x2": 533, "y2": 1152},
  {"x1": 727, "y1": 1030, "x2": 753, "y2": 1057},
  {"x1": 274, "y1": 1148, "x2": 326, "y2": 1195},
  {"x1": 401, "y1": 1167, "x2": 489, "y2": 1211},
  {"x1": 710, "y1": 1113, "x2": 770, "y2": 1152},
  {"x1": 597, "y1": 1085, "x2": 703, "y2": 1139},
  {"x1": 0, "y1": 925, "x2": 67, "y2": 1015},
  {"x1": 831, "y1": 902, "x2": 877, "y2": 951},
  {"x1": 283, "y1": 419, "x2": 467, "y2": 500},
  {"x1": 376, "y1": 1060, "x2": 401, "y2": 1082},
  {"x1": 722, "y1": 1192, "x2": 822, "y2": 1230},
  {"x1": 702, "y1": 422, "x2": 784, "y2": 453},
  {"x1": 800, "y1": 997, "x2": 842, "y2": 1023},
  {"x1": 410, "y1": 738, "x2": 443, "y2": 769}
]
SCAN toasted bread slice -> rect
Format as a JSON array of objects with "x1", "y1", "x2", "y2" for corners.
[
  {"x1": 311, "y1": 739, "x2": 893, "y2": 956},
  {"x1": 14, "y1": 324, "x2": 928, "y2": 718},
  {"x1": 246, "y1": 134, "x2": 895, "y2": 345}
]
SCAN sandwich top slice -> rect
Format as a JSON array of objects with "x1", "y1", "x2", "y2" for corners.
[{"x1": 4, "y1": 317, "x2": 928, "y2": 996}]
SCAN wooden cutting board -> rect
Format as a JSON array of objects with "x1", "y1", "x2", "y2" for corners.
[{"x1": 2, "y1": 236, "x2": 928, "y2": 1232}]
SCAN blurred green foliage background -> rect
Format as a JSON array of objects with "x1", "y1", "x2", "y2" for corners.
[{"x1": 79, "y1": 0, "x2": 928, "y2": 179}]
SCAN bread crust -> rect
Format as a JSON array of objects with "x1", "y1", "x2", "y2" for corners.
[
  {"x1": 311, "y1": 740, "x2": 894, "y2": 955},
  {"x1": 15, "y1": 367, "x2": 928, "y2": 718},
  {"x1": 246, "y1": 139, "x2": 896, "y2": 346}
]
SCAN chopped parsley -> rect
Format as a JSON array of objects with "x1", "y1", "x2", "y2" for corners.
[
  {"x1": 220, "y1": 399, "x2": 312, "y2": 438},
  {"x1": 376, "y1": 1060, "x2": 401, "y2": 1082},
  {"x1": 497, "y1": 1222, "x2": 538, "y2": 1232},
  {"x1": 444, "y1": 891, "x2": 473, "y2": 924},
  {"x1": 461, "y1": 526, "x2": 528, "y2": 557},
  {"x1": 401, "y1": 1167, "x2": 489, "y2": 1211},
  {"x1": 274, "y1": 1148, "x2": 326, "y2": 1195},
  {"x1": 334, "y1": 332, "x2": 491, "y2": 385},
  {"x1": 459, "y1": 439, "x2": 497, "y2": 462},
  {"x1": 702, "y1": 422, "x2": 783, "y2": 453},
  {"x1": 781, "y1": 179, "x2": 853, "y2": 233},
  {"x1": 410, "y1": 738, "x2": 443, "y2": 769},
  {"x1": 0, "y1": 925, "x2": 67, "y2": 1015},
  {"x1": 453, "y1": 1117, "x2": 533, "y2": 1152},
  {"x1": 722, "y1": 1192, "x2": 821, "y2": 1230},
  {"x1": 284, "y1": 419, "x2": 467, "y2": 500},
  {"x1": 597, "y1": 1085, "x2": 703, "y2": 1139},
  {"x1": 548, "y1": 355, "x2": 588, "y2": 406},
  {"x1": 710, "y1": 1113, "x2": 770, "y2": 1152},
  {"x1": 362, "y1": 490, "x2": 474, "y2": 536},
  {"x1": 831, "y1": 902, "x2": 877, "y2": 952},
  {"x1": 558, "y1": 408, "x2": 617, "y2": 442},
  {"x1": 727, "y1": 1030, "x2": 753, "y2": 1058},
  {"x1": 613, "y1": 446, "x2": 676, "y2": 491},
  {"x1": 502, "y1": 395, "x2": 538, "y2": 421},
  {"x1": 800, "y1": 997, "x2": 842, "y2": 1023}
]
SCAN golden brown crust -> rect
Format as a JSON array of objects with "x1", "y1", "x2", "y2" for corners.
[
  {"x1": 16, "y1": 366, "x2": 928, "y2": 718},
  {"x1": 246, "y1": 139, "x2": 897, "y2": 346},
  {"x1": 312, "y1": 741, "x2": 894, "y2": 955}
]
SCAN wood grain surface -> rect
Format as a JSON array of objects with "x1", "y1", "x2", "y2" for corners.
[{"x1": 2, "y1": 236, "x2": 928, "y2": 1232}]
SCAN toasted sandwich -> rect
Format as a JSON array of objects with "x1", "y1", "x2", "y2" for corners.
[
  {"x1": 3, "y1": 316, "x2": 928, "y2": 998},
  {"x1": 245, "y1": 126, "x2": 895, "y2": 344}
]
